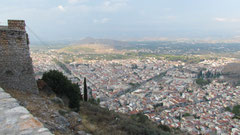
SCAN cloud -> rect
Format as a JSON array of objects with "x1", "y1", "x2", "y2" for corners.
[
  {"x1": 214, "y1": 18, "x2": 227, "y2": 22},
  {"x1": 68, "y1": 0, "x2": 89, "y2": 4},
  {"x1": 66, "y1": 4, "x2": 91, "y2": 13},
  {"x1": 230, "y1": 18, "x2": 240, "y2": 22},
  {"x1": 163, "y1": 8, "x2": 172, "y2": 11},
  {"x1": 102, "y1": 0, "x2": 128, "y2": 11},
  {"x1": 166, "y1": 16, "x2": 176, "y2": 20},
  {"x1": 58, "y1": 5, "x2": 65, "y2": 11},
  {"x1": 59, "y1": 0, "x2": 129, "y2": 14},
  {"x1": 93, "y1": 18, "x2": 110, "y2": 24},
  {"x1": 214, "y1": 17, "x2": 240, "y2": 22}
]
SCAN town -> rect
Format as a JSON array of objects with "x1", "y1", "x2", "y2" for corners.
[{"x1": 31, "y1": 49, "x2": 240, "y2": 135}]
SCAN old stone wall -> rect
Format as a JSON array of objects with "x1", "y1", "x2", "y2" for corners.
[
  {"x1": 0, "y1": 87, "x2": 52, "y2": 135},
  {"x1": 0, "y1": 20, "x2": 38, "y2": 93}
]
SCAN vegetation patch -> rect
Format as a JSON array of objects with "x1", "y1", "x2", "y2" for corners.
[
  {"x1": 42, "y1": 70, "x2": 82, "y2": 111},
  {"x1": 196, "y1": 78, "x2": 211, "y2": 86},
  {"x1": 225, "y1": 105, "x2": 240, "y2": 119},
  {"x1": 79, "y1": 102, "x2": 183, "y2": 135}
]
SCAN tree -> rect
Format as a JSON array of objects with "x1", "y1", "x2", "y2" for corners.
[
  {"x1": 196, "y1": 78, "x2": 211, "y2": 86},
  {"x1": 131, "y1": 64, "x2": 138, "y2": 69},
  {"x1": 84, "y1": 77, "x2": 88, "y2": 101},
  {"x1": 197, "y1": 70, "x2": 203, "y2": 78},
  {"x1": 205, "y1": 71, "x2": 212, "y2": 78},
  {"x1": 42, "y1": 70, "x2": 81, "y2": 111},
  {"x1": 232, "y1": 105, "x2": 240, "y2": 116}
]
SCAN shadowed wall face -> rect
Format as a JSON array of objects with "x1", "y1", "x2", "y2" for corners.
[{"x1": 0, "y1": 20, "x2": 38, "y2": 93}]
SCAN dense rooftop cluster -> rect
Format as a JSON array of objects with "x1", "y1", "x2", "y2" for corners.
[{"x1": 32, "y1": 50, "x2": 240, "y2": 134}]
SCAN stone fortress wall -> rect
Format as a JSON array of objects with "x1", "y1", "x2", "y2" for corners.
[{"x1": 0, "y1": 20, "x2": 38, "y2": 93}]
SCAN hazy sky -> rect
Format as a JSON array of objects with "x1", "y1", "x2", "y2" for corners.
[{"x1": 1, "y1": 0, "x2": 240, "y2": 41}]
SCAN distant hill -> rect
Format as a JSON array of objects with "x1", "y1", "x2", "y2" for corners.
[
  {"x1": 75, "y1": 37, "x2": 129, "y2": 47},
  {"x1": 58, "y1": 37, "x2": 130, "y2": 54},
  {"x1": 222, "y1": 62, "x2": 240, "y2": 85},
  {"x1": 223, "y1": 63, "x2": 240, "y2": 75},
  {"x1": 58, "y1": 44, "x2": 118, "y2": 54}
]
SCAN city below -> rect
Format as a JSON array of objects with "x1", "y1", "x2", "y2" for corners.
[{"x1": 31, "y1": 40, "x2": 240, "y2": 134}]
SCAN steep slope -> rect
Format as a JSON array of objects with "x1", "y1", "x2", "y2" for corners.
[{"x1": 5, "y1": 89, "x2": 185, "y2": 135}]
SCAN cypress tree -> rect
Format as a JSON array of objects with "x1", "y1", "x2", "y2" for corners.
[{"x1": 84, "y1": 77, "x2": 88, "y2": 101}]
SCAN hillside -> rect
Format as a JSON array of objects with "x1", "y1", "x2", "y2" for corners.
[
  {"x1": 74, "y1": 37, "x2": 129, "y2": 48},
  {"x1": 58, "y1": 44, "x2": 119, "y2": 54},
  {"x1": 222, "y1": 62, "x2": 240, "y2": 85},
  {"x1": 5, "y1": 89, "x2": 185, "y2": 135},
  {"x1": 58, "y1": 37, "x2": 130, "y2": 55},
  {"x1": 223, "y1": 62, "x2": 240, "y2": 75}
]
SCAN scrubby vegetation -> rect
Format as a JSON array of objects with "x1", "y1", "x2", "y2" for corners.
[
  {"x1": 70, "y1": 51, "x2": 207, "y2": 64},
  {"x1": 182, "y1": 113, "x2": 191, "y2": 117},
  {"x1": 196, "y1": 78, "x2": 211, "y2": 86},
  {"x1": 79, "y1": 102, "x2": 182, "y2": 135},
  {"x1": 195, "y1": 70, "x2": 218, "y2": 86},
  {"x1": 163, "y1": 55, "x2": 204, "y2": 63},
  {"x1": 40, "y1": 70, "x2": 183, "y2": 134},
  {"x1": 158, "y1": 124, "x2": 172, "y2": 132},
  {"x1": 225, "y1": 105, "x2": 240, "y2": 119},
  {"x1": 42, "y1": 70, "x2": 81, "y2": 111},
  {"x1": 197, "y1": 70, "x2": 221, "y2": 79}
]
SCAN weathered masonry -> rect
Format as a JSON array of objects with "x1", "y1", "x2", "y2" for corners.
[
  {"x1": 0, "y1": 87, "x2": 52, "y2": 135},
  {"x1": 0, "y1": 20, "x2": 38, "y2": 93}
]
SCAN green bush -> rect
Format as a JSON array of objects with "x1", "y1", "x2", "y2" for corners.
[
  {"x1": 225, "y1": 105, "x2": 240, "y2": 119},
  {"x1": 182, "y1": 113, "x2": 191, "y2": 117},
  {"x1": 232, "y1": 105, "x2": 240, "y2": 117},
  {"x1": 196, "y1": 78, "x2": 211, "y2": 86},
  {"x1": 131, "y1": 113, "x2": 149, "y2": 123},
  {"x1": 42, "y1": 70, "x2": 82, "y2": 111},
  {"x1": 158, "y1": 124, "x2": 171, "y2": 132},
  {"x1": 225, "y1": 107, "x2": 232, "y2": 112},
  {"x1": 119, "y1": 119, "x2": 166, "y2": 135},
  {"x1": 88, "y1": 98, "x2": 100, "y2": 105}
]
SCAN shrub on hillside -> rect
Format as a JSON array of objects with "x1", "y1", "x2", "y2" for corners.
[
  {"x1": 119, "y1": 118, "x2": 168, "y2": 135},
  {"x1": 196, "y1": 78, "x2": 211, "y2": 86},
  {"x1": 158, "y1": 124, "x2": 171, "y2": 132},
  {"x1": 42, "y1": 70, "x2": 82, "y2": 111},
  {"x1": 130, "y1": 113, "x2": 149, "y2": 123}
]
